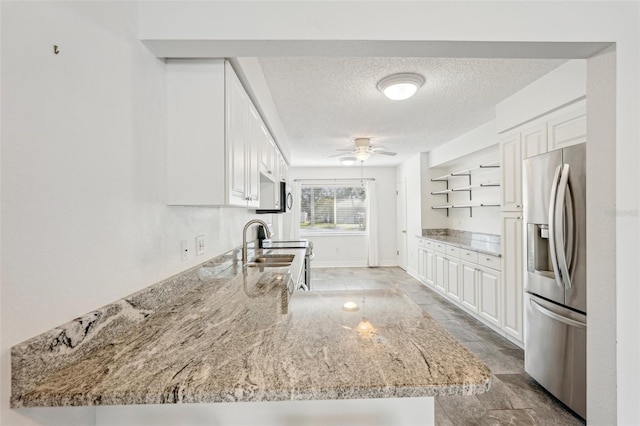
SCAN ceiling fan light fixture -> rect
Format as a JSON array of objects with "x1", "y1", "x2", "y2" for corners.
[
  {"x1": 377, "y1": 73, "x2": 425, "y2": 100},
  {"x1": 340, "y1": 156, "x2": 357, "y2": 166},
  {"x1": 354, "y1": 151, "x2": 371, "y2": 162}
]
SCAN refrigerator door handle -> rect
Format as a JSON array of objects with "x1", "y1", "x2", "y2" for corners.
[
  {"x1": 530, "y1": 298, "x2": 586, "y2": 330},
  {"x1": 554, "y1": 164, "x2": 572, "y2": 289},
  {"x1": 548, "y1": 165, "x2": 564, "y2": 289}
]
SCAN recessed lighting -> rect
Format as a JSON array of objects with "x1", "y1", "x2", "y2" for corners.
[
  {"x1": 341, "y1": 156, "x2": 357, "y2": 166},
  {"x1": 377, "y1": 72, "x2": 425, "y2": 100}
]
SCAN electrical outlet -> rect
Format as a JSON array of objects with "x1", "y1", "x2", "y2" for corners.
[
  {"x1": 181, "y1": 240, "x2": 189, "y2": 261},
  {"x1": 196, "y1": 235, "x2": 205, "y2": 255}
]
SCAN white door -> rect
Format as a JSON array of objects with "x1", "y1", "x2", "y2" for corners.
[{"x1": 396, "y1": 181, "x2": 407, "y2": 270}]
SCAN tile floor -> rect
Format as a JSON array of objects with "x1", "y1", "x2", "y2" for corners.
[{"x1": 311, "y1": 266, "x2": 585, "y2": 426}]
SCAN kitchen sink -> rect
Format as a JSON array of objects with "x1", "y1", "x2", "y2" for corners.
[
  {"x1": 252, "y1": 254, "x2": 295, "y2": 263},
  {"x1": 245, "y1": 254, "x2": 294, "y2": 268}
]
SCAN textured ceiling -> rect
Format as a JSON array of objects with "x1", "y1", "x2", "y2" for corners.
[{"x1": 257, "y1": 57, "x2": 567, "y2": 167}]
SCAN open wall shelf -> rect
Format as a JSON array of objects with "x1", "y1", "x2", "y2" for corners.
[
  {"x1": 430, "y1": 162, "x2": 501, "y2": 217},
  {"x1": 430, "y1": 163, "x2": 500, "y2": 182},
  {"x1": 431, "y1": 203, "x2": 500, "y2": 217}
]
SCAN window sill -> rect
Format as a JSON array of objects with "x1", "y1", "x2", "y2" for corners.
[{"x1": 299, "y1": 231, "x2": 367, "y2": 237}]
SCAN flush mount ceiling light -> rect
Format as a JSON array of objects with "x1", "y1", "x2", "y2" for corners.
[
  {"x1": 377, "y1": 72, "x2": 425, "y2": 100},
  {"x1": 341, "y1": 156, "x2": 357, "y2": 166}
]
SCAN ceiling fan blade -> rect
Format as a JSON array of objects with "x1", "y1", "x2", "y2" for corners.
[
  {"x1": 369, "y1": 146, "x2": 388, "y2": 152},
  {"x1": 374, "y1": 151, "x2": 397, "y2": 156},
  {"x1": 335, "y1": 148, "x2": 354, "y2": 151},
  {"x1": 329, "y1": 152, "x2": 352, "y2": 157}
]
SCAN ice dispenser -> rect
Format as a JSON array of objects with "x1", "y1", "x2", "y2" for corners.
[{"x1": 527, "y1": 224, "x2": 555, "y2": 279}]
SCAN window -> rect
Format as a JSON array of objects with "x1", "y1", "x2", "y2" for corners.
[{"x1": 299, "y1": 184, "x2": 367, "y2": 234}]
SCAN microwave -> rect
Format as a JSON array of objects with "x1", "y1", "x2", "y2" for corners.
[{"x1": 256, "y1": 182, "x2": 292, "y2": 214}]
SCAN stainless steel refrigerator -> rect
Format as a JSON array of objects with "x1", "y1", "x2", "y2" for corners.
[{"x1": 523, "y1": 143, "x2": 586, "y2": 419}]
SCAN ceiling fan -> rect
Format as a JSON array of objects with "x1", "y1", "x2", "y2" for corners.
[{"x1": 331, "y1": 137, "x2": 397, "y2": 163}]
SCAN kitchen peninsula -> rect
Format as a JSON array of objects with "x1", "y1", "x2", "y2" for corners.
[{"x1": 11, "y1": 246, "x2": 491, "y2": 425}]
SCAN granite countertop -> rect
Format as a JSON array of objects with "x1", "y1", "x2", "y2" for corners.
[
  {"x1": 418, "y1": 229, "x2": 501, "y2": 257},
  {"x1": 11, "y1": 245, "x2": 491, "y2": 408}
]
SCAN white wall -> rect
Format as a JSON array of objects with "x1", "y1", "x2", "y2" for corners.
[
  {"x1": 496, "y1": 60, "x2": 587, "y2": 133},
  {"x1": 586, "y1": 44, "x2": 617, "y2": 425},
  {"x1": 0, "y1": 3, "x2": 266, "y2": 425},
  {"x1": 397, "y1": 155, "x2": 422, "y2": 276},
  {"x1": 288, "y1": 167, "x2": 397, "y2": 267},
  {"x1": 427, "y1": 120, "x2": 498, "y2": 168}
]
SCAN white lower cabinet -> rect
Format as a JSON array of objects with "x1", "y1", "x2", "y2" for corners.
[
  {"x1": 417, "y1": 248, "x2": 427, "y2": 282},
  {"x1": 460, "y1": 261, "x2": 479, "y2": 313},
  {"x1": 425, "y1": 249, "x2": 435, "y2": 286},
  {"x1": 435, "y1": 253, "x2": 446, "y2": 294},
  {"x1": 478, "y1": 265, "x2": 502, "y2": 328},
  {"x1": 416, "y1": 238, "x2": 509, "y2": 342},
  {"x1": 445, "y1": 255, "x2": 461, "y2": 302}
]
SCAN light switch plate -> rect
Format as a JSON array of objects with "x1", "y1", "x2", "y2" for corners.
[{"x1": 196, "y1": 235, "x2": 205, "y2": 255}]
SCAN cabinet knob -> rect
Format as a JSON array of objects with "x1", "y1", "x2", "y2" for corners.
[{"x1": 516, "y1": 204, "x2": 522, "y2": 207}]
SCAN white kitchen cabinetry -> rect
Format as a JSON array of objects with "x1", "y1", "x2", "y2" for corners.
[
  {"x1": 521, "y1": 122, "x2": 548, "y2": 159},
  {"x1": 446, "y1": 254, "x2": 461, "y2": 302},
  {"x1": 434, "y1": 253, "x2": 446, "y2": 294},
  {"x1": 259, "y1": 123, "x2": 275, "y2": 180},
  {"x1": 166, "y1": 59, "x2": 261, "y2": 207},
  {"x1": 547, "y1": 106, "x2": 587, "y2": 151},
  {"x1": 417, "y1": 246, "x2": 427, "y2": 282},
  {"x1": 478, "y1": 265, "x2": 502, "y2": 328},
  {"x1": 500, "y1": 132, "x2": 523, "y2": 212},
  {"x1": 415, "y1": 237, "x2": 507, "y2": 342},
  {"x1": 225, "y1": 64, "x2": 251, "y2": 206},
  {"x1": 245, "y1": 103, "x2": 261, "y2": 206},
  {"x1": 460, "y1": 261, "x2": 479, "y2": 313},
  {"x1": 425, "y1": 249, "x2": 435, "y2": 287},
  {"x1": 502, "y1": 213, "x2": 524, "y2": 343}
]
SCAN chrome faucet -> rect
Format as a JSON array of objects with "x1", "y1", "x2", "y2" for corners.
[{"x1": 242, "y1": 219, "x2": 272, "y2": 264}]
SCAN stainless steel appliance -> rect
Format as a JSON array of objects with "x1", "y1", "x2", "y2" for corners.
[
  {"x1": 523, "y1": 143, "x2": 586, "y2": 419},
  {"x1": 256, "y1": 182, "x2": 293, "y2": 214}
]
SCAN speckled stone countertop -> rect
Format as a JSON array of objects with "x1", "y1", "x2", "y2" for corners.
[
  {"x1": 418, "y1": 229, "x2": 501, "y2": 257},
  {"x1": 12, "y1": 245, "x2": 491, "y2": 408}
]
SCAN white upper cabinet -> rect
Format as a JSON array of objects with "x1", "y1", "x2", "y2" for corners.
[
  {"x1": 166, "y1": 59, "x2": 273, "y2": 207},
  {"x1": 500, "y1": 132, "x2": 523, "y2": 212},
  {"x1": 521, "y1": 122, "x2": 548, "y2": 160},
  {"x1": 245, "y1": 103, "x2": 262, "y2": 207},
  {"x1": 225, "y1": 63, "x2": 252, "y2": 206},
  {"x1": 547, "y1": 106, "x2": 587, "y2": 151},
  {"x1": 259, "y1": 126, "x2": 275, "y2": 180}
]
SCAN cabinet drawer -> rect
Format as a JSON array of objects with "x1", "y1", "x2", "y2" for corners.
[
  {"x1": 417, "y1": 238, "x2": 426, "y2": 248},
  {"x1": 424, "y1": 239, "x2": 434, "y2": 249},
  {"x1": 434, "y1": 241, "x2": 446, "y2": 253},
  {"x1": 478, "y1": 253, "x2": 501, "y2": 271},
  {"x1": 460, "y1": 249, "x2": 478, "y2": 263},
  {"x1": 445, "y1": 245, "x2": 460, "y2": 258}
]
